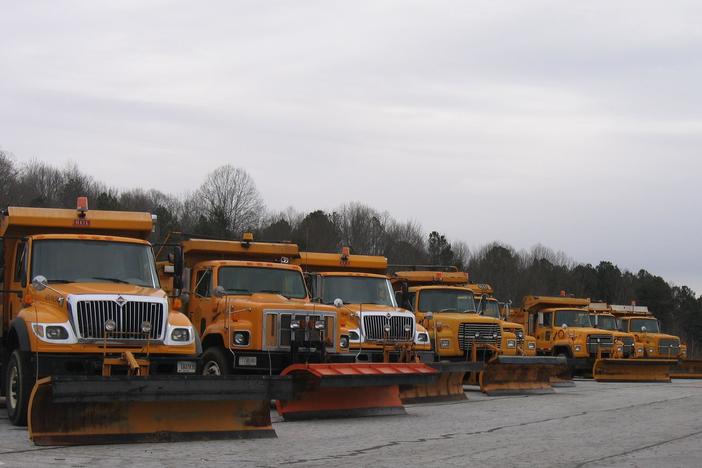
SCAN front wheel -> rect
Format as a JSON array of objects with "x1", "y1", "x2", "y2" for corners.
[
  {"x1": 201, "y1": 347, "x2": 232, "y2": 376},
  {"x1": 5, "y1": 350, "x2": 35, "y2": 426}
]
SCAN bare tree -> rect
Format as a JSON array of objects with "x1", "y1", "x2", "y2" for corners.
[
  {"x1": 0, "y1": 150, "x2": 18, "y2": 208},
  {"x1": 194, "y1": 165, "x2": 265, "y2": 237}
]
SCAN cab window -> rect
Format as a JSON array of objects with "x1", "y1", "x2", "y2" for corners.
[
  {"x1": 195, "y1": 269, "x2": 212, "y2": 297},
  {"x1": 542, "y1": 312, "x2": 553, "y2": 327},
  {"x1": 14, "y1": 241, "x2": 26, "y2": 284}
]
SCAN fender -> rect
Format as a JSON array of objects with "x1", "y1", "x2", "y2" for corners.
[{"x1": 8, "y1": 317, "x2": 31, "y2": 352}]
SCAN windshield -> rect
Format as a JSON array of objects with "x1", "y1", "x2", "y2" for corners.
[
  {"x1": 629, "y1": 318, "x2": 660, "y2": 333},
  {"x1": 591, "y1": 314, "x2": 617, "y2": 331},
  {"x1": 218, "y1": 266, "x2": 307, "y2": 299},
  {"x1": 322, "y1": 276, "x2": 396, "y2": 306},
  {"x1": 418, "y1": 289, "x2": 476, "y2": 313},
  {"x1": 31, "y1": 239, "x2": 158, "y2": 288},
  {"x1": 555, "y1": 309, "x2": 592, "y2": 327},
  {"x1": 479, "y1": 299, "x2": 500, "y2": 318}
]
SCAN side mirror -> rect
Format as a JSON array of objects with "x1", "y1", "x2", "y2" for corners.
[
  {"x1": 172, "y1": 247, "x2": 184, "y2": 290},
  {"x1": 214, "y1": 286, "x2": 226, "y2": 298},
  {"x1": 32, "y1": 275, "x2": 49, "y2": 291},
  {"x1": 333, "y1": 298, "x2": 344, "y2": 308}
]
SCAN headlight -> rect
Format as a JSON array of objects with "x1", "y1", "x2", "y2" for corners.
[
  {"x1": 170, "y1": 328, "x2": 191, "y2": 342},
  {"x1": 46, "y1": 326, "x2": 69, "y2": 340},
  {"x1": 349, "y1": 330, "x2": 361, "y2": 342},
  {"x1": 575, "y1": 345, "x2": 582, "y2": 352},
  {"x1": 340, "y1": 335, "x2": 349, "y2": 348},
  {"x1": 507, "y1": 339, "x2": 516, "y2": 348},
  {"x1": 233, "y1": 331, "x2": 250, "y2": 346},
  {"x1": 416, "y1": 332, "x2": 430, "y2": 343},
  {"x1": 527, "y1": 342, "x2": 536, "y2": 350},
  {"x1": 440, "y1": 339, "x2": 450, "y2": 349}
]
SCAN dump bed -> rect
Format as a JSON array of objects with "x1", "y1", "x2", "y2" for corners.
[
  {"x1": 392, "y1": 270, "x2": 468, "y2": 286},
  {"x1": 521, "y1": 295, "x2": 590, "y2": 313},
  {"x1": 181, "y1": 238, "x2": 299, "y2": 267}
]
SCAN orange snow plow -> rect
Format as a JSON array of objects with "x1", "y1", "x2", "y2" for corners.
[
  {"x1": 592, "y1": 358, "x2": 675, "y2": 382},
  {"x1": 275, "y1": 362, "x2": 437, "y2": 420},
  {"x1": 399, "y1": 361, "x2": 484, "y2": 404},
  {"x1": 479, "y1": 355, "x2": 568, "y2": 396},
  {"x1": 28, "y1": 374, "x2": 292, "y2": 446},
  {"x1": 670, "y1": 359, "x2": 702, "y2": 379}
]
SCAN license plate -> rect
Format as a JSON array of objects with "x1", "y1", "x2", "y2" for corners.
[
  {"x1": 238, "y1": 356, "x2": 257, "y2": 366},
  {"x1": 177, "y1": 361, "x2": 197, "y2": 374}
]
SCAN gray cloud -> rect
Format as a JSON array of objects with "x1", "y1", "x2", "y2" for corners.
[{"x1": 1, "y1": 0, "x2": 701, "y2": 291}]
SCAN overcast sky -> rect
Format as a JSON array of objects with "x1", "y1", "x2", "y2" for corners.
[{"x1": 1, "y1": 1, "x2": 701, "y2": 293}]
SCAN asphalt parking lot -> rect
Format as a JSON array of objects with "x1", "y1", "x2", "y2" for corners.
[{"x1": 1, "y1": 379, "x2": 702, "y2": 468}]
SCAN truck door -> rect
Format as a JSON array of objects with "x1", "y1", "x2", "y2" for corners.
[
  {"x1": 535, "y1": 312, "x2": 552, "y2": 350},
  {"x1": 190, "y1": 268, "x2": 213, "y2": 336}
]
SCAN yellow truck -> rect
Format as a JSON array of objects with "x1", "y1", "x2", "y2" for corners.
[
  {"x1": 1, "y1": 199, "x2": 288, "y2": 445},
  {"x1": 588, "y1": 303, "x2": 644, "y2": 358},
  {"x1": 509, "y1": 295, "x2": 672, "y2": 382},
  {"x1": 392, "y1": 270, "x2": 566, "y2": 395},
  {"x1": 294, "y1": 250, "x2": 433, "y2": 363},
  {"x1": 163, "y1": 235, "x2": 436, "y2": 420}
]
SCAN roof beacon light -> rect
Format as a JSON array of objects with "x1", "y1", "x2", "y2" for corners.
[
  {"x1": 76, "y1": 197, "x2": 89, "y2": 217},
  {"x1": 341, "y1": 246, "x2": 350, "y2": 263},
  {"x1": 559, "y1": 290, "x2": 566, "y2": 297},
  {"x1": 434, "y1": 271, "x2": 444, "y2": 282}
]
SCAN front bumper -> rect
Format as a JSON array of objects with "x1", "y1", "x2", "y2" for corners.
[{"x1": 33, "y1": 353, "x2": 201, "y2": 377}]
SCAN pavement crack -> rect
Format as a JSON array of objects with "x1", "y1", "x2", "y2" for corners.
[
  {"x1": 572, "y1": 427, "x2": 702, "y2": 468},
  {"x1": 282, "y1": 394, "x2": 696, "y2": 465}
]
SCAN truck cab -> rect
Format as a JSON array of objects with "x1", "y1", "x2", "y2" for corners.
[
  {"x1": 295, "y1": 251, "x2": 432, "y2": 363},
  {"x1": 611, "y1": 305, "x2": 683, "y2": 359},
  {"x1": 0, "y1": 201, "x2": 198, "y2": 425},
  {"x1": 511, "y1": 295, "x2": 619, "y2": 372},
  {"x1": 171, "y1": 237, "x2": 349, "y2": 375},
  {"x1": 588, "y1": 303, "x2": 642, "y2": 358}
]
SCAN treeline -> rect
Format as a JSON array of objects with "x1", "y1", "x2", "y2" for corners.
[{"x1": 2, "y1": 150, "x2": 701, "y2": 355}]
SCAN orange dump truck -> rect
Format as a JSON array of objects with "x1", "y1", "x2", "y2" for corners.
[
  {"x1": 161, "y1": 234, "x2": 436, "y2": 420},
  {"x1": 510, "y1": 295, "x2": 672, "y2": 382},
  {"x1": 392, "y1": 270, "x2": 566, "y2": 395},
  {"x1": 1, "y1": 200, "x2": 290, "y2": 446}
]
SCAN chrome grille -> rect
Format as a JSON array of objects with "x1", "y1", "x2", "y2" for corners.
[
  {"x1": 586, "y1": 334, "x2": 614, "y2": 354},
  {"x1": 76, "y1": 300, "x2": 164, "y2": 340},
  {"x1": 457, "y1": 323, "x2": 502, "y2": 350},
  {"x1": 620, "y1": 336, "x2": 635, "y2": 356},
  {"x1": 505, "y1": 328, "x2": 524, "y2": 347},
  {"x1": 658, "y1": 338, "x2": 680, "y2": 356},
  {"x1": 362, "y1": 315, "x2": 414, "y2": 341},
  {"x1": 279, "y1": 313, "x2": 334, "y2": 348}
]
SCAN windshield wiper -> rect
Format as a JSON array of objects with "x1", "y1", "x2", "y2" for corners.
[
  {"x1": 90, "y1": 276, "x2": 131, "y2": 284},
  {"x1": 225, "y1": 288, "x2": 251, "y2": 294},
  {"x1": 47, "y1": 279, "x2": 72, "y2": 284}
]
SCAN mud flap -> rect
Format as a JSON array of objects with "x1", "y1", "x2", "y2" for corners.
[
  {"x1": 275, "y1": 363, "x2": 437, "y2": 420},
  {"x1": 479, "y1": 356, "x2": 568, "y2": 396},
  {"x1": 399, "y1": 361, "x2": 483, "y2": 404},
  {"x1": 670, "y1": 359, "x2": 702, "y2": 379},
  {"x1": 28, "y1": 375, "x2": 292, "y2": 446},
  {"x1": 592, "y1": 359, "x2": 675, "y2": 382}
]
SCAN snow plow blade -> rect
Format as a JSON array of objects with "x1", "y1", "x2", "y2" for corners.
[
  {"x1": 670, "y1": 359, "x2": 702, "y2": 379},
  {"x1": 400, "y1": 361, "x2": 484, "y2": 404},
  {"x1": 28, "y1": 375, "x2": 292, "y2": 446},
  {"x1": 593, "y1": 358, "x2": 675, "y2": 382},
  {"x1": 479, "y1": 356, "x2": 568, "y2": 396},
  {"x1": 550, "y1": 360, "x2": 575, "y2": 387},
  {"x1": 275, "y1": 362, "x2": 437, "y2": 420}
]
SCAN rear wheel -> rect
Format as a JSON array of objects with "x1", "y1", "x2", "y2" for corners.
[
  {"x1": 5, "y1": 350, "x2": 35, "y2": 426},
  {"x1": 201, "y1": 347, "x2": 232, "y2": 376}
]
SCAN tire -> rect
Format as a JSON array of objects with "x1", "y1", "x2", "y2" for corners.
[
  {"x1": 5, "y1": 350, "x2": 35, "y2": 426},
  {"x1": 201, "y1": 347, "x2": 232, "y2": 376}
]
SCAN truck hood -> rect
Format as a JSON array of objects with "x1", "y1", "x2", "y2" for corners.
[{"x1": 47, "y1": 283, "x2": 165, "y2": 299}]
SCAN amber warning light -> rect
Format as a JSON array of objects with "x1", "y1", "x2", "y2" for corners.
[{"x1": 74, "y1": 197, "x2": 90, "y2": 226}]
